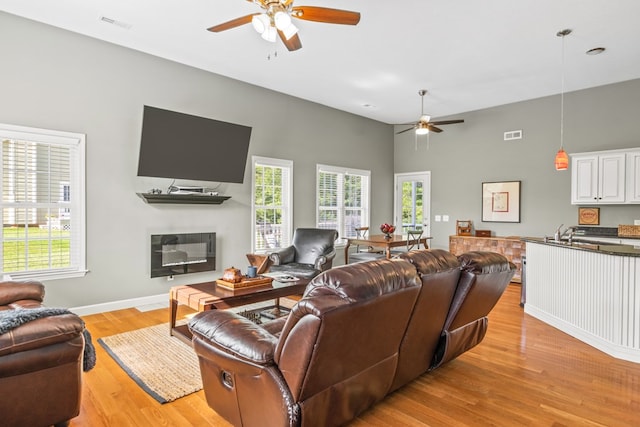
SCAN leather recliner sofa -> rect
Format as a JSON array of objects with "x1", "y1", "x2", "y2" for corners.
[
  {"x1": 0, "y1": 281, "x2": 86, "y2": 427},
  {"x1": 189, "y1": 249, "x2": 515, "y2": 427}
]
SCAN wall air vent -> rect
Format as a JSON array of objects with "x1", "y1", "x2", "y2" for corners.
[
  {"x1": 99, "y1": 16, "x2": 132, "y2": 30},
  {"x1": 504, "y1": 130, "x2": 523, "y2": 141}
]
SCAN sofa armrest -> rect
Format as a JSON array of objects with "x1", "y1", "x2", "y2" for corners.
[
  {"x1": 188, "y1": 310, "x2": 278, "y2": 365},
  {"x1": 0, "y1": 281, "x2": 45, "y2": 306},
  {"x1": 314, "y1": 247, "x2": 336, "y2": 270},
  {"x1": 268, "y1": 246, "x2": 296, "y2": 266}
]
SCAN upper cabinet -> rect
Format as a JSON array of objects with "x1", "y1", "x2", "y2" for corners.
[
  {"x1": 571, "y1": 148, "x2": 640, "y2": 205},
  {"x1": 626, "y1": 151, "x2": 640, "y2": 203}
]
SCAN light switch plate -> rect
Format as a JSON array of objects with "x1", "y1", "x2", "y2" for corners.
[
  {"x1": 443, "y1": 215, "x2": 449, "y2": 222},
  {"x1": 435, "y1": 215, "x2": 441, "y2": 222}
]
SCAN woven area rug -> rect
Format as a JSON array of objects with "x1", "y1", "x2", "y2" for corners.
[{"x1": 98, "y1": 322, "x2": 201, "y2": 404}]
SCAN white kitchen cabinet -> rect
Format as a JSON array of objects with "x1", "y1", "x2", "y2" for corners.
[
  {"x1": 626, "y1": 151, "x2": 640, "y2": 203},
  {"x1": 571, "y1": 152, "x2": 626, "y2": 204}
]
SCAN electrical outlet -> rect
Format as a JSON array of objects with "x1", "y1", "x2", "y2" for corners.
[{"x1": 167, "y1": 275, "x2": 174, "y2": 281}]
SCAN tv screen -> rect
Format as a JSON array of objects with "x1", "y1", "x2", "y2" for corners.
[{"x1": 137, "y1": 106, "x2": 252, "y2": 184}]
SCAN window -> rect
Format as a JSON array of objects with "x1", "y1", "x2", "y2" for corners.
[
  {"x1": 316, "y1": 164, "x2": 370, "y2": 241},
  {"x1": 1, "y1": 123, "x2": 86, "y2": 280},
  {"x1": 252, "y1": 156, "x2": 293, "y2": 253}
]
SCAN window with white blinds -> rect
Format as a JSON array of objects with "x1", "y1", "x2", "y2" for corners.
[
  {"x1": 316, "y1": 164, "x2": 370, "y2": 240},
  {"x1": 1, "y1": 124, "x2": 86, "y2": 280},
  {"x1": 252, "y1": 156, "x2": 293, "y2": 253}
]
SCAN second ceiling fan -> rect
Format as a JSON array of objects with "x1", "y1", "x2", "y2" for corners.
[
  {"x1": 397, "y1": 90, "x2": 464, "y2": 135},
  {"x1": 208, "y1": 0, "x2": 361, "y2": 52}
]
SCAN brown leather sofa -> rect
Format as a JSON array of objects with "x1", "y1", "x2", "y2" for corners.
[
  {"x1": 189, "y1": 249, "x2": 515, "y2": 427},
  {"x1": 0, "y1": 281, "x2": 86, "y2": 427}
]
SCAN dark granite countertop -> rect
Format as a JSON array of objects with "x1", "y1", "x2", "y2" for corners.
[{"x1": 522, "y1": 237, "x2": 640, "y2": 257}]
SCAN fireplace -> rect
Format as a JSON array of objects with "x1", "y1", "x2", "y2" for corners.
[{"x1": 150, "y1": 232, "x2": 216, "y2": 278}]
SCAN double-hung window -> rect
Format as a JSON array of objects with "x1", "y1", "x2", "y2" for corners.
[
  {"x1": 1, "y1": 123, "x2": 86, "y2": 280},
  {"x1": 316, "y1": 164, "x2": 370, "y2": 240},
  {"x1": 252, "y1": 156, "x2": 293, "y2": 253}
]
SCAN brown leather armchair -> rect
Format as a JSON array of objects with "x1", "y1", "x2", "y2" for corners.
[
  {"x1": 189, "y1": 258, "x2": 421, "y2": 427},
  {"x1": 0, "y1": 281, "x2": 85, "y2": 427},
  {"x1": 268, "y1": 228, "x2": 338, "y2": 278}
]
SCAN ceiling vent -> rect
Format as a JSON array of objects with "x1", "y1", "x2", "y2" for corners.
[{"x1": 99, "y1": 16, "x2": 132, "y2": 30}]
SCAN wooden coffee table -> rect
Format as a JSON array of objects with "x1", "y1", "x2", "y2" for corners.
[{"x1": 169, "y1": 278, "x2": 309, "y2": 345}]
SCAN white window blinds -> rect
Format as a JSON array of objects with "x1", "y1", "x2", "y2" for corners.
[
  {"x1": 1, "y1": 124, "x2": 86, "y2": 280},
  {"x1": 316, "y1": 164, "x2": 370, "y2": 240}
]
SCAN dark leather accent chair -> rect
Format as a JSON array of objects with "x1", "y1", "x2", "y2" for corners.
[
  {"x1": 268, "y1": 228, "x2": 338, "y2": 278},
  {"x1": 431, "y1": 251, "x2": 516, "y2": 369},
  {"x1": 0, "y1": 281, "x2": 85, "y2": 427}
]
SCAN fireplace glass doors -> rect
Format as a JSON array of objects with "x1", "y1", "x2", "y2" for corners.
[{"x1": 150, "y1": 232, "x2": 216, "y2": 278}]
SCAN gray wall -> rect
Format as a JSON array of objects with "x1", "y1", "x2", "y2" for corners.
[
  {"x1": 0, "y1": 12, "x2": 394, "y2": 307},
  {"x1": 395, "y1": 79, "x2": 640, "y2": 250}
]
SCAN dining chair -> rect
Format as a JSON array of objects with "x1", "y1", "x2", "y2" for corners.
[
  {"x1": 349, "y1": 226, "x2": 385, "y2": 263},
  {"x1": 390, "y1": 228, "x2": 424, "y2": 256}
]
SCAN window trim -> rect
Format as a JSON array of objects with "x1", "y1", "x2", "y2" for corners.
[
  {"x1": 1, "y1": 123, "x2": 87, "y2": 281},
  {"x1": 251, "y1": 156, "x2": 293, "y2": 254},
  {"x1": 316, "y1": 164, "x2": 371, "y2": 246}
]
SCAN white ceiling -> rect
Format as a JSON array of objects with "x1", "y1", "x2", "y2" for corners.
[{"x1": 2, "y1": 0, "x2": 640, "y2": 124}]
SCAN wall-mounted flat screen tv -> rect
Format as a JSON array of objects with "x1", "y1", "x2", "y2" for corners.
[{"x1": 137, "y1": 105, "x2": 252, "y2": 184}]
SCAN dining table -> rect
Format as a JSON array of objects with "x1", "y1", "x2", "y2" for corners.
[{"x1": 343, "y1": 233, "x2": 432, "y2": 263}]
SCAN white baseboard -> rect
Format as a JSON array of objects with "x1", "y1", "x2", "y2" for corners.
[{"x1": 70, "y1": 293, "x2": 168, "y2": 316}]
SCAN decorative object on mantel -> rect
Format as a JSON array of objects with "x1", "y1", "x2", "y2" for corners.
[
  {"x1": 380, "y1": 223, "x2": 396, "y2": 238},
  {"x1": 554, "y1": 29, "x2": 572, "y2": 171},
  {"x1": 578, "y1": 207, "x2": 600, "y2": 225},
  {"x1": 456, "y1": 220, "x2": 473, "y2": 236},
  {"x1": 481, "y1": 181, "x2": 521, "y2": 223},
  {"x1": 475, "y1": 229, "x2": 491, "y2": 237}
]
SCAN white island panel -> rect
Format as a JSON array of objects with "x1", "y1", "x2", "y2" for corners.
[{"x1": 525, "y1": 241, "x2": 640, "y2": 363}]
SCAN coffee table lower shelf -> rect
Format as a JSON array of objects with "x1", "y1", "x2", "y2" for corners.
[{"x1": 169, "y1": 278, "x2": 308, "y2": 346}]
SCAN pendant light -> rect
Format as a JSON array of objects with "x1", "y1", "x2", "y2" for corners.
[{"x1": 555, "y1": 29, "x2": 572, "y2": 171}]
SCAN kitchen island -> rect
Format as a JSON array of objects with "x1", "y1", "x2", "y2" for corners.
[{"x1": 522, "y1": 237, "x2": 640, "y2": 363}]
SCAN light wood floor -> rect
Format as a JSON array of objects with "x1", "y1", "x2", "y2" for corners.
[{"x1": 74, "y1": 285, "x2": 640, "y2": 426}]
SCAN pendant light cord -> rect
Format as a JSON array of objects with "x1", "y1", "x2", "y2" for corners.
[
  {"x1": 560, "y1": 32, "x2": 565, "y2": 150},
  {"x1": 557, "y1": 29, "x2": 571, "y2": 150}
]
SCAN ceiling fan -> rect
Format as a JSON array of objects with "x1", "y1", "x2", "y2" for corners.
[
  {"x1": 396, "y1": 90, "x2": 464, "y2": 135},
  {"x1": 207, "y1": 0, "x2": 361, "y2": 52}
]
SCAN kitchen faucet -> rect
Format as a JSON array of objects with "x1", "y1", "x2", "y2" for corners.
[{"x1": 554, "y1": 224, "x2": 576, "y2": 242}]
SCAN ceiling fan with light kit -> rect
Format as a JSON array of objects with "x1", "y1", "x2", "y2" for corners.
[
  {"x1": 396, "y1": 90, "x2": 464, "y2": 135},
  {"x1": 207, "y1": 0, "x2": 361, "y2": 51}
]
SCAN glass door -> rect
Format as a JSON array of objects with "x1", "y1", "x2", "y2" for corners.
[{"x1": 394, "y1": 172, "x2": 431, "y2": 238}]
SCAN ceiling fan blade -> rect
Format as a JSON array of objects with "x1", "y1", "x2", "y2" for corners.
[
  {"x1": 427, "y1": 125, "x2": 443, "y2": 133},
  {"x1": 396, "y1": 127, "x2": 416, "y2": 135},
  {"x1": 292, "y1": 6, "x2": 361, "y2": 25},
  {"x1": 430, "y1": 119, "x2": 464, "y2": 126},
  {"x1": 278, "y1": 30, "x2": 302, "y2": 51},
  {"x1": 208, "y1": 14, "x2": 259, "y2": 32}
]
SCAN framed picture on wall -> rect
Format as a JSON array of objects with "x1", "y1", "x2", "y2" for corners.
[{"x1": 482, "y1": 181, "x2": 521, "y2": 222}]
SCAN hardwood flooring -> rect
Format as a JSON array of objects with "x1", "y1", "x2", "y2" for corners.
[{"x1": 74, "y1": 285, "x2": 640, "y2": 426}]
